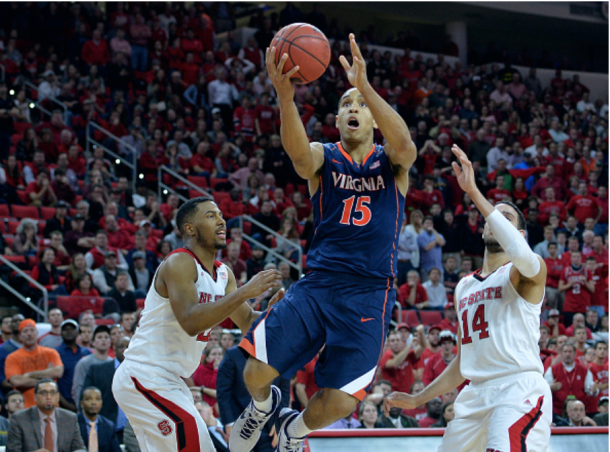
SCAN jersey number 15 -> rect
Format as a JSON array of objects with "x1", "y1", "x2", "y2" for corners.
[
  {"x1": 461, "y1": 305, "x2": 490, "y2": 344},
  {"x1": 340, "y1": 196, "x2": 372, "y2": 226}
]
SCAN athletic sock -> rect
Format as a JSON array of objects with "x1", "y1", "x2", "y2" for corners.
[
  {"x1": 252, "y1": 391, "x2": 274, "y2": 413},
  {"x1": 287, "y1": 412, "x2": 313, "y2": 438}
]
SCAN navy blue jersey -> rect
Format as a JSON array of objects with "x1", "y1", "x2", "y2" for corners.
[{"x1": 307, "y1": 142, "x2": 405, "y2": 280}]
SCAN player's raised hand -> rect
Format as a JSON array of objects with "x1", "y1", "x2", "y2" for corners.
[
  {"x1": 266, "y1": 46, "x2": 301, "y2": 100},
  {"x1": 383, "y1": 392, "x2": 419, "y2": 416},
  {"x1": 339, "y1": 33, "x2": 368, "y2": 90},
  {"x1": 451, "y1": 144, "x2": 477, "y2": 195},
  {"x1": 242, "y1": 269, "x2": 282, "y2": 299}
]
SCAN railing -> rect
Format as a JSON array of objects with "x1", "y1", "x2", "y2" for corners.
[
  {"x1": 239, "y1": 214, "x2": 302, "y2": 275},
  {"x1": 158, "y1": 165, "x2": 214, "y2": 202},
  {"x1": 86, "y1": 121, "x2": 138, "y2": 194},
  {"x1": 0, "y1": 255, "x2": 48, "y2": 321},
  {"x1": 158, "y1": 166, "x2": 302, "y2": 275},
  {"x1": 23, "y1": 80, "x2": 69, "y2": 125}
]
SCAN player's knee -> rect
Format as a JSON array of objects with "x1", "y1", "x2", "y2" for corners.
[
  {"x1": 321, "y1": 389, "x2": 358, "y2": 419},
  {"x1": 243, "y1": 357, "x2": 278, "y2": 388}
]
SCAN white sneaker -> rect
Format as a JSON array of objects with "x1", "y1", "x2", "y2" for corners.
[
  {"x1": 276, "y1": 408, "x2": 306, "y2": 452},
  {"x1": 229, "y1": 385, "x2": 281, "y2": 452}
]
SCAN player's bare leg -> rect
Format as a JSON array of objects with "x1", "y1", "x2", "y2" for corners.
[
  {"x1": 243, "y1": 356, "x2": 280, "y2": 403},
  {"x1": 302, "y1": 388, "x2": 358, "y2": 429}
]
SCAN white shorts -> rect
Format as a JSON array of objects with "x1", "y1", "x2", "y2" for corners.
[
  {"x1": 112, "y1": 360, "x2": 215, "y2": 452},
  {"x1": 438, "y1": 371, "x2": 552, "y2": 452}
]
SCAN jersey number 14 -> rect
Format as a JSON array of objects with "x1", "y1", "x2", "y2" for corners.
[
  {"x1": 461, "y1": 305, "x2": 490, "y2": 344},
  {"x1": 340, "y1": 196, "x2": 372, "y2": 226}
]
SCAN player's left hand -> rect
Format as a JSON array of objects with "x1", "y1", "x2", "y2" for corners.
[
  {"x1": 268, "y1": 288, "x2": 285, "y2": 308},
  {"x1": 451, "y1": 144, "x2": 478, "y2": 195},
  {"x1": 383, "y1": 391, "x2": 419, "y2": 416},
  {"x1": 339, "y1": 33, "x2": 368, "y2": 90}
]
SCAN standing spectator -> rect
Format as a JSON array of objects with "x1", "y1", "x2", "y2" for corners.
[
  {"x1": 423, "y1": 331, "x2": 457, "y2": 385},
  {"x1": 397, "y1": 219, "x2": 418, "y2": 286},
  {"x1": 380, "y1": 327, "x2": 427, "y2": 393},
  {"x1": 83, "y1": 337, "x2": 131, "y2": 437},
  {"x1": 81, "y1": 29, "x2": 110, "y2": 67},
  {"x1": 109, "y1": 27, "x2": 132, "y2": 58},
  {"x1": 38, "y1": 308, "x2": 64, "y2": 349},
  {"x1": 92, "y1": 251, "x2": 135, "y2": 295},
  {"x1": 5, "y1": 320, "x2": 64, "y2": 408},
  {"x1": 418, "y1": 216, "x2": 446, "y2": 282},
  {"x1": 208, "y1": 67, "x2": 238, "y2": 128},
  {"x1": 459, "y1": 207, "x2": 484, "y2": 269},
  {"x1": 589, "y1": 341, "x2": 609, "y2": 406},
  {"x1": 566, "y1": 182, "x2": 602, "y2": 226},
  {"x1": 55, "y1": 319, "x2": 91, "y2": 413},
  {"x1": 538, "y1": 187, "x2": 567, "y2": 225},
  {"x1": 533, "y1": 226, "x2": 557, "y2": 259},
  {"x1": 5, "y1": 379, "x2": 86, "y2": 451},
  {"x1": 295, "y1": 355, "x2": 320, "y2": 410},
  {"x1": 71, "y1": 325, "x2": 112, "y2": 404},
  {"x1": 77, "y1": 387, "x2": 122, "y2": 452},
  {"x1": 129, "y1": 13, "x2": 152, "y2": 71},
  {"x1": 544, "y1": 343, "x2": 598, "y2": 422},
  {"x1": 421, "y1": 268, "x2": 447, "y2": 309},
  {"x1": 559, "y1": 250, "x2": 594, "y2": 326}
]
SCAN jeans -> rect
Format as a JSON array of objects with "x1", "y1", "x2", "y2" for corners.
[{"x1": 131, "y1": 45, "x2": 149, "y2": 71}]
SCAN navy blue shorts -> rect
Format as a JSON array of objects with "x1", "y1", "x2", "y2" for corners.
[{"x1": 240, "y1": 270, "x2": 395, "y2": 400}]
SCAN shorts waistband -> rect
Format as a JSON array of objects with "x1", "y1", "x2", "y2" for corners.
[{"x1": 469, "y1": 371, "x2": 542, "y2": 388}]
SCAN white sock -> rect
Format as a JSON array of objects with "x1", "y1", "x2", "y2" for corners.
[
  {"x1": 287, "y1": 412, "x2": 313, "y2": 438},
  {"x1": 252, "y1": 391, "x2": 273, "y2": 413}
]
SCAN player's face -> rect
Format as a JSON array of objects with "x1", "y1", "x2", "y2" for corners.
[
  {"x1": 336, "y1": 89, "x2": 377, "y2": 142},
  {"x1": 188, "y1": 202, "x2": 227, "y2": 251},
  {"x1": 482, "y1": 204, "x2": 523, "y2": 254}
]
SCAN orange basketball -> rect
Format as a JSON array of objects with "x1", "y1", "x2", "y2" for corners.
[{"x1": 270, "y1": 23, "x2": 331, "y2": 84}]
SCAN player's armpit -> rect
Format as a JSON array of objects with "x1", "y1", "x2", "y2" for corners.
[
  {"x1": 510, "y1": 255, "x2": 547, "y2": 305},
  {"x1": 384, "y1": 140, "x2": 417, "y2": 171}
]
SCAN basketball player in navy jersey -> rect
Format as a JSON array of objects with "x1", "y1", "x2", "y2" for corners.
[{"x1": 230, "y1": 34, "x2": 416, "y2": 452}]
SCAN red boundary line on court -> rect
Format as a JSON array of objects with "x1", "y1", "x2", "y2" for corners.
[{"x1": 308, "y1": 427, "x2": 608, "y2": 438}]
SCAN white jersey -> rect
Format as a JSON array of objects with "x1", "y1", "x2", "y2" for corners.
[
  {"x1": 455, "y1": 262, "x2": 543, "y2": 383},
  {"x1": 124, "y1": 248, "x2": 229, "y2": 378}
]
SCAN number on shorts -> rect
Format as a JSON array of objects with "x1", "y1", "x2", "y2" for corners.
[
  {"x1": 339, "y1": 196, "x2": 371, "y2": 226},
  {"x1": 461, "y1": 304, "x2": 490, "y2": 344}
]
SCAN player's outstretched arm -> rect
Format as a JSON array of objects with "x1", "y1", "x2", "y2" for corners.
[
  {"x1": 384, "y1": 326, "x2": 465, "y2": 415},
  {"x1": 451, "y1": 144, "x2": 547, "y2": 303},
  {"x1": 339, "y1": 33, "x2": 416, "y2": 170},
  {"x1": 266, "y1": 47, "x2": 324, "y2": 180},
  {"x1": 163, "y1": 254, "x2": 282, "y2": 336}
]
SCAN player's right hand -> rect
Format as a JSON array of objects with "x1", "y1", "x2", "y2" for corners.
[
  {"x1": 266, "y1": 47, "x2": 301, "y2": 100},
  {"x1": 451, "y1": 144, "x2": 478, "y2": 195},
  {"x1": 383, "y1": 391, "x2": 419, "y2": 416},
  {"x1": 242, "y1": 269, "x2": 282, "y2": 299}
]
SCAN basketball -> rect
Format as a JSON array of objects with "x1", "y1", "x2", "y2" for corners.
[{"x1": 270, "y1": 23, "x2": 331, "y2": 84}]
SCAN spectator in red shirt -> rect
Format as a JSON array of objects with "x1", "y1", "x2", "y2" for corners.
[
  {"x1": 104, "y1": 214, "x2": 134, "y2": 252},
  {"x1": 560, "y1": 250, "x2": 595, "y2": 325},
  {"x1": 531, "y1": 164, "x2": 567, "y2": 201},
  {"x1": 81, "y1": 29, "x2": 110, "y2": 67},
  {"x1": 585, "y1": 257, "x2": 607, "y2": 310},
  {"x1": 30, "y1": 248, "x2": 66, "y2": 296},
  {"x1": 224, "y1": 228, "x2": 252, "y2": 262},
  {"x1": 26, "y1": 170, "x2": 57, "y2": 207},
  {"x1": 420, "y1": 175, "x2": 444, "y2": 214},
  {"x1": 538, "y1": 186, "x2": 568, "y2": 225},
  {"x1": 544, "y1": 242, "x2": 565, "y2": 309},
  {"x1": 595, "y1": 186, "x2": 608, "y2": 233},
  {"x1": 486, "y1": 174, "x2": 511, "y2": 204},
  {"x1": 439, "y1": 302, "x2": 458, "y2": 334},
  {"x1": 254, "y1": 93, "x2": 277, "y2": 137},
  {"x1": 588, "y1": 235, "x2": 609, "y2": 276},
  {"x1": 544, "y1": 310, "x2": 567, "y2": 338},
  {"x1": 190, "y1": 141, "x2": 217, "y2": 178},
  {"x1": 566, "y1": 182, "x2": 602, "y2": 225},
  {"x1": 233, "y1": 95, "x2": 256, "y2": 143},
  {"x1": 399, "y1": 271, "x2": 429, "y2": 309},
  {"x1": 380, "y1": 327, "x2": 427, "y2": 393},
  {"x1": 423, "y1": 330, "x2": 457, "y2": 385},
  {"x1": 401, "y1": 380, "x2": 428, "y2": 421},
  {"x1": 180, "y1": 52, "x2": 201, "y2": 86},
  {"x1": 181, "y1": 29, "x2": 203, "y2": 63},
  {"x1": 418, "y1": 398, "x2": 443, "y2": 428},
  {"x1": 588, "y1": 341, "x2": 609, "y2": 407},
  {"x1": 222, "y1": 242, "x2": 247, "y2": 285},
  {"x1": 565, "y1": 313, "x2": 594, "y2": 340},
  {"x1": 192, "y1": 345, "x2": 224, "y2": 413},
  {"x1": 295, "y1": 355, "x2": 320, "y2": 410},
  {"x1": 160, "y1": 193, "x2": 180, "y2": 223}
]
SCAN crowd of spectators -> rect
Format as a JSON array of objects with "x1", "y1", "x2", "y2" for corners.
[{"x1": 0, "y1": 1, "x2": 607, "y2": 448}]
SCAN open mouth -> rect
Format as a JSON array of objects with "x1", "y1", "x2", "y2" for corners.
[
  {"x1": 347, "y1": 117, "x2": 360, "y2": 130},
  {"x1": 216, "y1": 229, "x2": 226, "y2": 240}
]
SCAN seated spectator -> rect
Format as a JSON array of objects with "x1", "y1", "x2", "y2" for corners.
[
  {"x1": 418, "y1": 398, "x2": 443, "y2": 427},
  {"x1": 562, "y1": 399, "x2": 597, "y2": 427},
  {"x1": 357, "y1": 401, "x2": 383, "y2": 429},
  {"x1": 430, "y1": 401, "x2": 455, "y2": 428},
  {"x1": 423, "y1": 331, "x2": 458, "y2": 386},
  {"x1": 120, "y1": 312, "x2": 137, "y2": 338},
  {"x1": 533, "y1": 226, "x2": 558, "y2": 259},
  {"x1": 126, "y1": 230, "x2": 158, "y2": 273},
  {"x1": 103, "y1": 214, "x2": 135, "y2": 252},
  {"x1": 246, "y1": 246, "x2": 265, "y2": 279},
  {"x1": 593, "y1": 398, "x2": 609, "y2": 427},
  {"x1": 26, "y1": 169, "x2": 58, "y2": 207},
  {"x1": 12, "y1": 218, "x2": 40, "y2": 257},
  {"x1": 43, "y1": 201, "x2": 72, "y2": 237},
  {"x1": 439, "y1": 302, "x2": 458, "y2": 334},
  {"x1": 399, "y1": 271, "x2": 429, "y2": 309},
  {"x1": 70, "y1": 273, "x2": 100, "y2": 298},
  {"x1": 544, "y1": 243, "x2": 565, "y2": 310},
  {"x1": 106, "y1": 272, "x2": 138, "y2": 315},
  {"x1": 46, "y1": 230, "x2": 72, "y2": 271},
  {"x1": 129, "y1": 251, "x2": 154, "y2": 295},
  {"x1": 323, "y1": 407, "x2": 361, "y2": 429},
  {"x1": 78, "y1": 386, "x2": 122, "y2": 452},
  {"x1": 0, "y1": 390, "x2": 24, "y2": 445},
  {"x1": 380, "y1": 327, "x2": 427, "y2": 393},
  {"x1": 250, "y1": 200, "x2": 280, "y2": 246},
  {"x1": 279, "y1": 262, "x2": 295, "y2": 291},
  {"x1": 64, "y1": 215, "x2": 96, "y2": 256},
  {"x1": 92, "y1": 251, "x2": 135, "y2": 296},
  {"x1": 72, "y1": 325, "x2": 112, "y2": 404},
  {"x1": 225, "y1": 228, "x2": 252, "y2": 261},
  {"x1": 421, "y1": 267, "x2": 447, "y2": 309},
  {"x1": 544, "y1": 310, "x2": 567, "y2": 339},
  {"x1": 565, "y1": 313, "x2": 593, "y2": 340},
  {"x1": 30, "y1": 248, "x2": 67, "y2": 296},
  {"x1": 222, "y1": 242, "x2": 247, "y2": 285},
  {"x1": 192, "y1": 345, "x2": 224, "y2": 414},
  {"x1": 85, "y1": 230, "x2": 129, "y2": 270}
]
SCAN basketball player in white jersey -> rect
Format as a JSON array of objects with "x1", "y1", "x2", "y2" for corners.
[
  {"x1": 385, "y1": 145, "x2": 552, "y2": 451},
  {"x1": 112, "y1": 197, "x2": 283, "y2": 452}
]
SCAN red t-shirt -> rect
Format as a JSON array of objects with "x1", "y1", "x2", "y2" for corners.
[
  {"x1": 418, "y1": 416, "x2": 438, "y2": 428},
  {"x1": 538, "y1": 201, "x2": 567, "y2": 225},
  {"x1": 566, "y1": 195, "x2": 600, "y2": 224},
  {"x1": 233, "y1": 106, "x2": 256, "y2": 142},
  {"x1": 398, "y1": 283, "x2": 428, "y2": 308},
  {"x1": 544, "y1": 257, "x2": 565, "y2": 289},
  {"x1": 254, "y1": 105, "x2": 276, "y2": 135},
  {"x1": 380, "y1": 348, "x2": 419, "y2": 393},
  {"x1": 589, "y1": 268, "x2": 608, "y2": 307},
  {"x1": 190, "y1": 154, "x2": 215, "y2": 173},
  {"x1": 542, "y1": 321, "x2": 567, "y2": 337},
  {"x1": 588, "y1": 361, "x2": 609, "y2": 404},
  {"x1": 561, "y1": 266, "x2": 592, "y2": 313},
  {"x1": 295, "y1": 356, "x2": 319, "y2": 404},
  {"x1": 487, "y1": 188, "x2": 511, "y2": 204},
  {"x1": 402, "y1": 406, "x2": 427, "y2": 421},
  {"x1": 417, "y1": 346, "x2": 441, "y2": 371}
]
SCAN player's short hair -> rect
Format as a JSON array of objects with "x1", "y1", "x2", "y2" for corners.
[
  {"x1": 496, "y1": 200, "x2": 526, "y2": 230},
  {"x1": 176, "y1": 197, "x2": 214, "y2": 234}
]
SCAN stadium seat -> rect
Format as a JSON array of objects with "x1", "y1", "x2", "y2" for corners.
[
  {"x1": 13, "y1": 122, "x2": 31, "y2": 135},
  {"x1": 419, "y1": 311, "x2": 443, "y2": 326},
  {"x1": 210, "y1": 178, "x2": 228, "y2": 189},
  {"x1": 11, "y1": 205, "x2": 39, "y2": 219},
  {"x1": 3, "y1": 236, "x2": 13, "y2": 248},
  {"x1": 16, "y1": 191, "x2": 28, "y2": 204},
  {"x1": 187, "y1": 175, "x2": 209, "y2": 189},
  {"x1": 7, "y1": 221, "x2": 19, "y2": 235},
  {"x1": 0, "y1": 222, "x2": 5, "y2": 233},
  {"x1": 40, "y1": 207, "x2": 56, "y2": 220},
  {"x1": 136, "y1": 298, "x2": 145, "y2": 309},
  {"x1": 213, "y1": 192, "x2": 231, "y2": 204},
  {"x1": 402, "y1": 310, "x2": 420, "y2": 327},
  {"x1": 0, "y1": 204, "x2": 9, "y2": 217}
]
